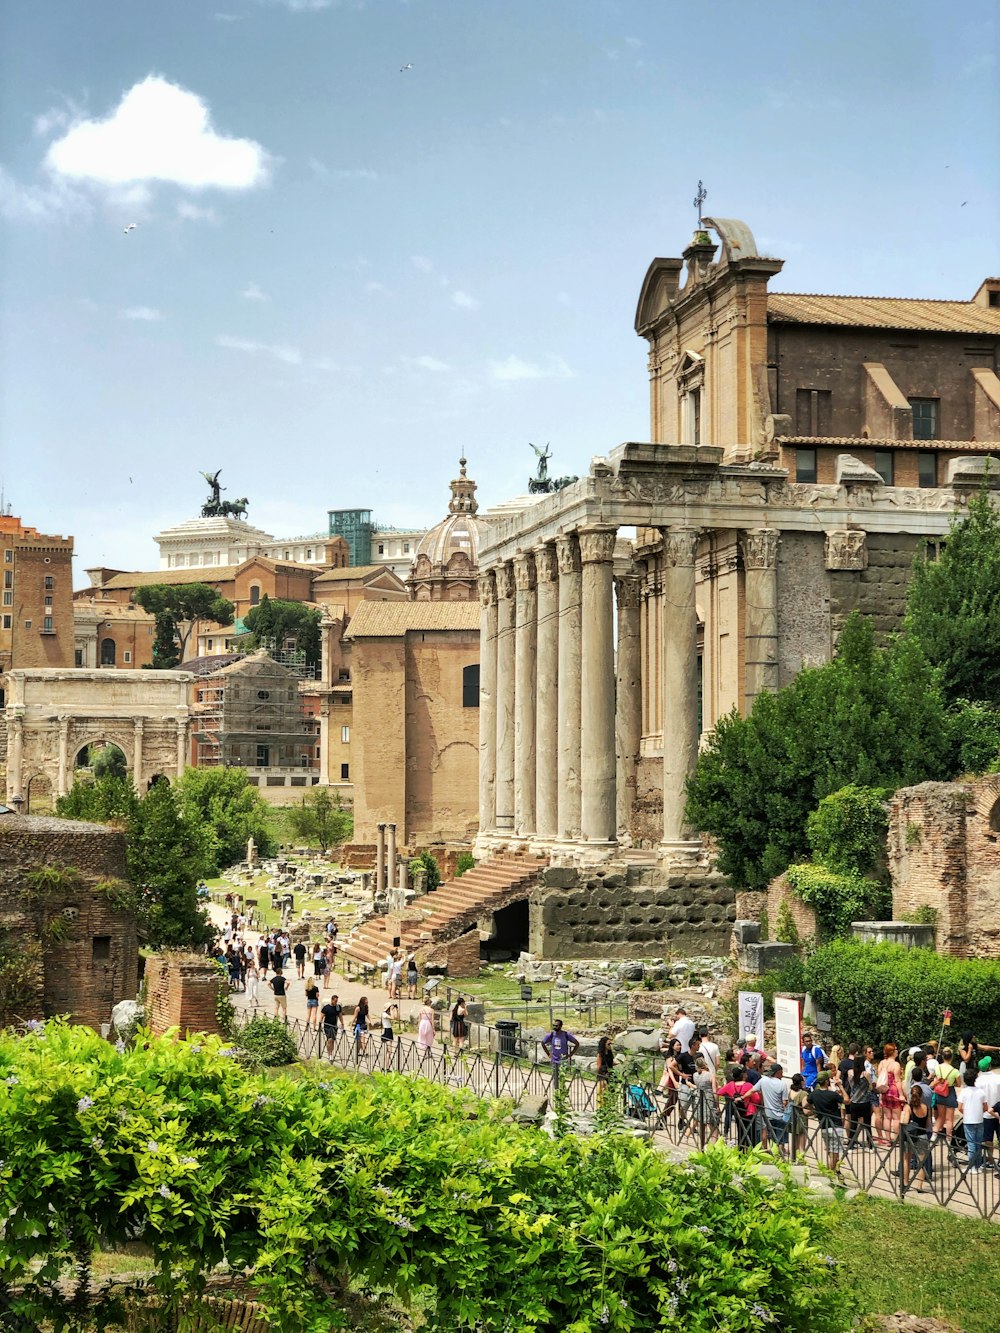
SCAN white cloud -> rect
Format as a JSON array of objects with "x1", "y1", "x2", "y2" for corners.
[
  {"x1": 263, "y1": 0, "x2": 333, "y2": 10},
  {"x1": 45, "y1": 76, "x2": 272, "y2": 191},
  {"x1": 451, "y1": 289, "x2": 479, "y2": 310},
  {"x1": 120, "y1": 306, "x2": 163, "y2": 321},
  {"x1": 411, "y1": 255, "x2": 434, "y2": 273},
  {"x1": 0, "y1": 164, "x2": 79, "y2": 222},
  {"x1": 33, "y1": 106, "x2": 73, "y2": 138},
  {"x1": 177, "y1": 200, "x2": 219, "y2": 223},
  {"x1": 217, "y1": 334, "x2": 302, "y2": 365},
  {"x1": 364, "y1": 280, "x2": 389, "y2": 295},
  {"x1": 401, "y1": 354, "x2": 451, "y2": 373},
  {"x1": 241, "y1": 282, "x2": 268, "y2": 302},
  {"x1": 489, "y1": 355, "x2": 575, "y2": 382}
]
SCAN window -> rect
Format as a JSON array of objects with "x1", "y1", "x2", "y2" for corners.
[
  {"x1": 256, "y1": 744, "x2": 270, "y2": 766},
  {"x1": 463, "y1": 663, "x2": 480, "y2": 708},
  {"x1": 684, "y1": 388, "x2": 701, "y2": 446},
  {"x1": 3, "y1": 571, "x2": 11, "y2": 588},
  {"x1": 100, "y1": 638, "x2": 116, "y2": 665},
  {"x1": 910, "y1": 398, "x2": 939, "y2": 441},
  {"x1": 341, "y1": 725, "x2": 350, "y2": 743},
  {"x1": 306, "y1": 548, "x2": 313, "y2": 560},
  {"x1": 74, "y1": 648, "x2": 83, "y2": 666},
  {"x1": 338, "y1": 669, "x2": 350, "y2": 681},
  {"x1": 2, "y1": 591, "x2": 10, "y2": 606},
  {"x1": 990, "y1": 291, "x2": 1000, "y2": 309},
  {"x1": 795, "y1": 448, "x2": 817, "y2": 484},
  {"x1": 3, "y1": 613, "x2": 13, "y2": 628},
  {"x1": 257, "y1": 689, "x2": 270, "y2": 700},
  {"x1": 378, "y1": 543, "x2": 385, "y2": 555},
  {"x1": 918, "y1": 452, "x2": 937, "y2": 488},
  {"x1": 44, "y1": 595, "x2": 52, "y2": 606},
  {"x1": 23, "y1": 619, "x2": 31, "y2": 629},
  {"x1": 44, "y1": 575, "x2": 54, "y2": 589},
  {"x1": 873, "y1": 450, "x2": 894, "y2": 485},
  {"x1": 795, "y1": 387, "x2": 832, "y2": 435},
  {"x1": 92, "y1": 936, "x2": 111, "y2": 962},
  {"x1": 42, "y1": 616, "x2": 53, "y2": 632},
  {"x1": 340, "y1": 763, "x2": 350, "y2": 781},
  {"x1": 315, "y1": 746, "x2": 321, "y2": 758},
  {"x1": 403, "y1": 542, "x2": 410, "y2": 553},
  {"x1": 3, "y1": 550, "x2": 11, "y2": 563},
  {"x1": 123, "y1": 650, "x2": 132, "y2": 663},
  {"x1": 249, "y1": 585, "x2": 261, "y2": 606}
]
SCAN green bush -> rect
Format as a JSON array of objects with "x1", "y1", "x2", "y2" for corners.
[
  {"x1": 412, "y1": 848, "x2": 441, "y2": 892},
  {"x1": 0, "y1": 1021, "x2": 849, "y2": 1333},
  {"x1": 950, "y1": 699, "x2": 1000, "y2": 774},
  {"x1": 785, "y1": 863, "x2": 892, "y2": 939},
  {"x1": 805, "y1": 785, "x2": 890, "y2": 879},
  {"x1": 455, "y1": 852, "x2": 476, "y2": 878},
  {"x1": 804, "y1": 940, "x2": 1000, "y2": 1050},
  {"x1": 232, "y1": 1015, "x2": 299, "y2": 1067}
]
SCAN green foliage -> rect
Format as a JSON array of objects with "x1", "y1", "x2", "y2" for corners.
[
  {"x1": 242, "y1": 594, "x2": 322, "y2": 670},
  {"x1": 133, "y1": 582, "x2": 235, "y2": 668},
  {"x1": 87, "y1": 743, "x2": 127, "y2": 780},
  {"x1": 455, "y1": 852, "x2": 476, "y2": 878},
  {"x1": 686, "y1": 614, "x2": 953, "y2": 888},
  {"x1": 908, "y1": 905, "x2": 939, "y2": 928},
  {"x1": 0, "y1": 934, "x2": 44, "y2": 1026},
  {"x1": 56, "y1": 773, "x2": 139, "y2": 824},
  {"x1": 805, "y1": 785, "x2": 890, "y2": 879},
  {"x1": 176, "y1": 765, "x2": 276, "y2": 872},
  {"x1": 905, "y1": 487, "x2": 1000, "y2": 707},
  {"x1": 948, "y1": 698, "x2": 1000, "y2": 774},
  {"x1": 412, "y1": 849, "x2": 441, "y2": 892},
  {"x1": 725, "y1": 959, "x2": 807, "y2": 1036},
  {"x1": 804, "y1": 939, "x2": 1000, "y2": 1050},
  {"x1": 126, "y1": 781, "x2": 215, "y2": 949},
  {"x1": 774, "y1": 899, "x2": 801, "y2": 947},
  {"x1": 286, "y1": 787, "x2": 353, "y2": 852},
  {"x1": 785, "y1": 864, "x2": 891, "y2": 939},
  {"x1": 0, "y1": 1021, "x2": 849, "y2": 1333},
  {"x1": 231, "y1": 1015, "x2": 298, "y2": 1068}
]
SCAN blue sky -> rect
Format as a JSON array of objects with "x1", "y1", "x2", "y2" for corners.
[{"x1": 1, "y1": 0, "x2": 997, "y2": 577}]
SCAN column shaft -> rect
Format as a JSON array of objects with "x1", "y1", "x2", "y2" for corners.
[
  {"x1": 513, "y1": 552, "x2": 537, "y2": 836},
  {"x1": 387, "y1": 824, "x2": 397, "y2": 890},
  {"x1": 57, "y1": 720, "x2": 71, "y2": 798},
  {"x1": 534, "y1": 544, "x2": 559, "y2": 839},
  {"x1": 132, "y1": 719, "x2": 143, "y2": 794},
  {"x1": 615, "y1": 571, "x2": 642, "y2": 839},
  {"x1": 742, "y1": 529, "x2": 780, "y2": 709},
  {"x1": 175, "y1": 720, "x2": 187, "y2": 779},
  {"x1": 478, "y1": 571, "x2": 498, "y2": 834},
  {"x1": 661, "y1": 529, "x2": 700, "y2": 845},
  {"x1": 7, "y1": 717, "x2": 24, "y2": 802},
  {"x1": 376, "y1": 824, "x2": 386, "y2": 894},
  {"x1": 494, "y1": 562, "x2": 516, "y2": 832},
  {"x1": 579, "y1": 528, "x2": 617, "y2": 843},
  {"x1": 556, "y1": 536, "x2": 582, "y2": 841}
]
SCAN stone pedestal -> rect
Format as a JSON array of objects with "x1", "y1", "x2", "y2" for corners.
[
  {"x1": 556, "y1": 535, "x2": 582, "y2": 842},
  {"x1": 579, "y1": 528, "x2": 617, "y2": 844},
  {"x1": 495, "y1": 562, "x2": 516, "y2": 832},
  {"x1": 534, "y1": 544, "x2": 559, "y2": 840},
  {"x1": 513, "y1": 551, "x2": 537, "y2": 836}
]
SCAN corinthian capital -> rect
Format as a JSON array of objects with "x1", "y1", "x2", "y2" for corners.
[
  {"x1": 661, "y1": 527, "x2": 699, "y2": 568},
  {"x1": 615, "y1": 573, "x2": 642, "y2": 612},
  {"x1": 741, "y1": 528, "x2": 780, "y2": 571},
  {"x1": 495, "y1": 562, "x2": 515, "y2": 600},
  {"x1": 478, "y1": 570, "x2": 497, "y2": 607},
  {"x1": 513, "y1": 551, "x2": 537, "y2": 592},
  {"x1": 578, "y1": 527, "x2": 617, "y2": 565},
  {"x1": 535, "y1": 543, "x2": 559, "y2": 584},
  {"x1": 555, "y1": 533, "x2": 581, "y2": 576}
]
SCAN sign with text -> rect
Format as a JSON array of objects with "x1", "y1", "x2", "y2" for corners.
[
  {"x1": 774, "y1": 995, "x2": 803, "y2": 1077},
  {"x1": 737, "y1": 990, "x2": 764, "y2": 1044}
]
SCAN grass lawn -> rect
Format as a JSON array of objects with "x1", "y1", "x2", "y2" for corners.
[{"x1": 824, "y1": 1195, "x2": 1000, "y2": 1331}]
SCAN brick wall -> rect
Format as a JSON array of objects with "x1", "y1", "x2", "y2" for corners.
[
  {"x1": 766, "y1": 874, "x2": 818, "y2": 944},
  {"x1": 145, "y1": 953, "x2": 225, "y2": 1036},
  {"x1": 418, "y1": 928, "x2": 480, "y2": 977},
  {"x1": 0, "y1": 815, "x2": 137, "y2": 1028}
]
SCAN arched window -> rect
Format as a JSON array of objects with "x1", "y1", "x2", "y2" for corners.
[
  {"x1": 100, "y1": 638, "x2": 116, "y2": 666},
  {"x1": 463, "y1": 663, "x2": 480, "y2": 708},
  {"x1": 249, "y1": 585, "x2": 261, "y2": 606}
]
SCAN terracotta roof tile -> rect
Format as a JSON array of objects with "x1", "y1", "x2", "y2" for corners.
[
  {"x1": 345, "y1": 601, "x2": 480, "y2": 638},
  {"x1": 776, "y1": 437, "x2": 1000, "y2": 452},
  {"x1": 768, "y1": 292, "x2": 1000, "y2": 336},
  {"x1": 312, "y1": 565, "x2": 387, "y2": 582}
]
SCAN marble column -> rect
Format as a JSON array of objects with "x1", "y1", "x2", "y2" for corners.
[
  {"x1": 661, "y1": 528, "x2": 700, "y2": 849},
  {"x1": 579, "y1": 527, "x2": 617, "y2": 844},
  {"x1": 132, "y1": 718, "x2": 144, "y2": 793},
  {"x1": 477, "y1": 571, "x2": 498, "y2": 835},
  {"x1": 534, "y1": 543, "x2": 559, "y2": 840},
  {"x1": 376, "y1": 823, "x2": 386, "y2": 894},
  {"x1": 386, "y1": 823, "x2": 397, "y2": 890},
  {"x1": 494, "y1": 561, "x2": 516, "y2": 832},
  {"x1": 741, "y1": 528, "x2": 780, "y2": 710},
  {"x1": 175, "y1": 718, "x2": 187, "y2": 779},
  {"x1": 7, "y1": 714, "x2": 24, "y2": 802},
  {"x1": 317, "y1": 697, "x2": 331, "y2": 785},
  {"x1": 556, "y1": 534, "x2": 582, "y2": 841},
  {"x1": 513, "y1": 551, "x2": 537, "y2": 837},
  {"x1": 615, "y1": 569, "x2": 642, "y2": 840},
  {"x1": 57, "y1": 717, "x2": 71, "y2": 798}
]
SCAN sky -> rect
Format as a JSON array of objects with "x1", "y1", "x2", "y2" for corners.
[{"x1": 1, "y1": 0, "x2": 998, "y2": 579}]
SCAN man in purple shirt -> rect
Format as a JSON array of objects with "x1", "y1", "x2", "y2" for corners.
[{"x1": 542, "y1": 1019, "x2": 580, "y2": 1085}]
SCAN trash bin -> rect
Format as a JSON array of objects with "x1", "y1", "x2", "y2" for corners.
[{"x1": 495, "y1": 1019, "x2": 520, "y2": 1058}]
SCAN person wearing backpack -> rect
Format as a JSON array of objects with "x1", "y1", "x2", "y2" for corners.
[
  {"x1": 717, "y1": 1064, "x2": 762, "y2": 1149},
  {"x1": 930, "y1": 1046, "x2": 961, "y2": 1149},
  {"x1": 800, "y1": 1033, "x2": 826, "y2": 1089}
]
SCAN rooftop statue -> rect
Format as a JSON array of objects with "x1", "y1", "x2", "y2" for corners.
[
  {"x1": 528, "y1": 443, "x2": 577, "y2": 495},
  {"x1": 200, "y1": 470, "x2": 249, "y2": 520}
]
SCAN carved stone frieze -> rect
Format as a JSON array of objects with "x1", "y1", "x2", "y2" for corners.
[
  {"x1": 824, "y1": 529, "x2": 868, "y2": 571},
  {"x1": 661, "y1": 528, "x2": 699, "y2": 568},
  {"x1": 578, "y1": 528, "x2": 617, "y2": 565},
  {"x1": 741, "y1": 528, "x2": 780, "y2": 571}
]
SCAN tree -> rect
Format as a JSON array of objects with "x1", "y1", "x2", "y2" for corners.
[
  {"x1": 133, "y1": 583, "x2": 235, "y2": 669},
  {"x1": 126, "y1": 781, "x2": 215, "y2": 948},
  {"x1": 175, "y1": 766, "x2": 276, "y2": 872},
  {"x1": 242, "y1": 595, "x2": 322, "y2": 671},
  {"x1": 88, "y1": 743, "x2": 127, "y2": 780},
  {"x1": 905, "y1": 487, "x2": 1000, "y2": 707},
  {"x1": 286, "y1": 788, "x2": 352, "y2": 852},
  {"x1": 56, "y1": 773, "x2": 139, "y2": 824},
  {"x1": 685, "y1": 614, "x2": 954, "y2": 889}
]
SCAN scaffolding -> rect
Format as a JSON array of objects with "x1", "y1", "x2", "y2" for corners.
[{"x1": 191, "y1": 656, "x2": 318, "y2": 773}]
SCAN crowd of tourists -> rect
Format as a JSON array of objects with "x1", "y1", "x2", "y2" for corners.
[{"x1": 214, "y1": 910, "x2": 342, "y2": 1008}]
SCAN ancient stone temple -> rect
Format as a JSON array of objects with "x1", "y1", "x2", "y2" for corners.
[{"x1": 474, "y1": 217, "x2": 1000, "y2": 878}]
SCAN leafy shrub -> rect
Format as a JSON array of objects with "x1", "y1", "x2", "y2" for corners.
[
  {"x1": 805, "y1": 785, "x2": 890, "y2": 879},
  {"x1": 785, "y1": 864, "x2": 892, "y2": 939},
  {"x1": 412, "y1": 849, "x2": 441, "y2": 892},
  {"x1": 232, "y1": 1015, "x2": 299, "y2": 1068},
  {"x1": 176, "y1": 766, "x2": 276, "y2": 871},
  {"x1": 774, "y1": 899, "x2": 801, "y2": 947},
  {"x1": 804, "y1": 940, "x2": 1000, "y2": 1050},
  {"x1": 455, "y1": 852, "x2": 476, "y2": 878},
  {"x1": 0, "y1": 1021, "x2": 849, "y2": 1333},
  {"x1": 949, "y1": 698, "x2": 1000, "y2": 774}
]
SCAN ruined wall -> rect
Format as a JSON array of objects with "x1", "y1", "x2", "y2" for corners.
[
  {"x1": 0, "y1": 815, "x2": 137, "y2": 1027},
  {"x1": 889, "y1": 776, "x2": 1000, "y2": 959},
  {"x1": 405, "y1": 631, "x2": 479, "y2": 843},
  {"x1": 828, "y1": 533, "x2": 922, "y2": 640},
  {"x1": 776, "y1": 532, "x2": 831, "y2": 685},
  {"x1": 349, "y1": 636, "x2": 407, "y2": 844},
  {"x1": 766, "y1": 874, "x2": 819, "y2": 944},
  {"x1": 529, "y1": 862, "x2": 735, "y2": 960},
  {"x1": 145, "y1": 953, "x2": 224, "y2": 1037}
]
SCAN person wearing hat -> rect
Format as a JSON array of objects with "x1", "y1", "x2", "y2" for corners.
[{"x1": 978, "y1": 1056, "x2": 1000, "y2": 1171}]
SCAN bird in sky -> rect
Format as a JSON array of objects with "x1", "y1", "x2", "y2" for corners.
[
  {"x1": 123, "y1": 222, "x2": 137, "y2": 234},
  {"x1": 400, "y1": 62, "x2": 413, "y2": 71}
]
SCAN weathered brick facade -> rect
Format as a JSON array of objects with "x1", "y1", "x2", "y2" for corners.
[
  {"x1": 0, "y1": 814, "x2": 138, "y2": 1028},
  {"x1": 888, "y1": 776, "x2": 1000, "y2": 958},
  {"x1": 144, "y1": 953, "x2": 224, "y2": 1037}
]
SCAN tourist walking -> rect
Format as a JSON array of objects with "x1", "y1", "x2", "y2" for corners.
[
  {"x1": 293, "y1": 939, "x2": 307, "y2": 980},
  {"x1": 596, "y1": 1035, "x2": 615, "y2": 1107},
  {"x1": 390, "y1": 953, "x2": 404, "y2": 1001},
  {"x1": 450, "y1": 997, "x2": 469, "y2": 1054},
  {"x1": 900, "y1": 1086, "x2": 933, "y2": 1193},
  {"x1": 788, "y1": 1073, "x2": 810, "y2": 1161},
  {"x1": 931, "y1": 1045, "x2": 961, "y2": 1149},
  {"x1": 417, "y1": 998, "x2": 436, "y2": 1057},
  {"x1": 352, "y1": 996, "x2": 370, "y2": 1056},
  {"x1": 542, "y1": 1017, "x2": 579, "y2": 1087},
  {"x1": 268, "y1": 969, "x2": 290, "y2": 1020},
  {"x1": 380, "y1": 1003, "x2": 398, "y2": 1069},
  {"x1": 321, "y1": 994, "x2": 345, "y2": 1060},
  {"x1": 758, "y1": 1062, "x2": 790, "y2": 1149},
  {"x1": 875, "y1": 1043, "x2": 905, "y2": 1144},
  {"x1": 718, "y1": 1064, "x2": 762, "y2": 1149},
  {"x1": 304, "y1": 976, "x2": 320, "y2": 1030},
  {"x1": 800, "y1": 1032, "x2": 826, "y2": 1089},
  {"x1": 324, "y1": 939, "x2": 336, "y2": 988},
  {"x1": 405, "y1": 952, "x2": 419, "y2": 1000},
  {"x1": 845, "y1": 1057, "x2": 874, "y2": 1148},
  {"x1": 692, "y1": 1056, "x2": 720, "y2": 1142},
  {"x1": 807, "y1": 1071, "x2": 848, "y2": 1176},
  {"x1": 957, "y1": 1070, "x2": 998, "y2": 1174}
]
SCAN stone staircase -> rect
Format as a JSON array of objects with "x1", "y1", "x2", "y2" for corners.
[{"x1": 342, "y1": 853, "x2": 548, "y2": 969}]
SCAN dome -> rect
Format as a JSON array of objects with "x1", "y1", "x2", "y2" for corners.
[{"x1": 408, "y1": 458, "x2": 482, "y2": 601}]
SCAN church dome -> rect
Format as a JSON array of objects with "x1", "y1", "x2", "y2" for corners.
[{"x1": 408, "y1": 458, "x2": 482, "y2": 601}]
